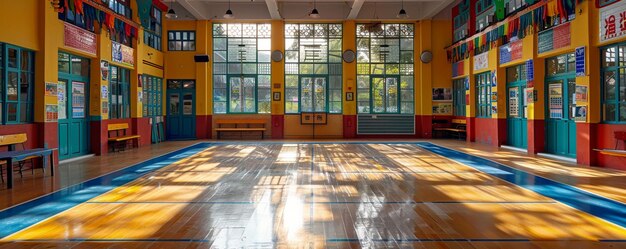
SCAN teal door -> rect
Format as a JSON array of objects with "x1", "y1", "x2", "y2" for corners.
[
  {"x1": 545, "y1": 78, "x2": 577, "y2": 157},
  {"x1": 57, "y1": 52, "x2": 90, "y2": 160},
  {"x1": 506, "y1": 65, "x2": 528, "y2": 149},
  {"x1": 166, "y1": 80, "x2": 196, "y2": 140}
]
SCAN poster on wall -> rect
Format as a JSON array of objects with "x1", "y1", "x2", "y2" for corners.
[
  {"x1": 112, "y1": 41, "x2": 135, "y2": 67},
  {"x1": 58, "y1": 81, "x2": 66, "y2": 120},
  {"x1": 600, "y1": 0, "x2": 626, "y2": 42},
  {"x1": 491, "y1": 92, "x2": 498, "y2": 102},
  {"x1": 491, "y1": 105, "x2": 498, "y2": 115},
  {"x1": 45, "y1": 105, "x2": 58, "y2": 122},
  {"x1": 432, "y1": 88, "x2": 452, "y2": 101},
  {"x1": 72, "y1": 82, "x2": 86, "y2": 118},
  {"x1": 525, "y1": 88, "x2": 534, "y2": 104},
  {"x1": 101, "y1": 85, "x2": 108, "y2": 99},
  {"x1": 464, "y1": 78, "x2": 470, "y2": 90},
  {"x1": 499, "y1": 40, "x2": 523, "y2": 65},
  {"x1": 432, "y1": 103, "x2": 453, "y2": 115},
  {"x1": 575, "y1": 85, "x2": 588, "y2": 103},
  {"x1": 474, "y1": 52, "x2": 489, "y2": 71},
  {"x1": 101, "y1": 60, "x2": 109, "y2": 80},
  {"x1": 538, "y1": 22, "x2": 571, "y2": 54},
  {"x1": 491, "y1": 71, "x2": 497, "y2": 87},
  {"x1": 509, "y1": 88, "x2": 519, "y2": 117},
  {"x1": 549, "y1": 83, "x2": 563, "y2": 118},
  {"x1": 102, "y1": 101, "x2": 109, "y2": 115},
  {"x1": 45, "y1": 82, "x2": 58, "y2": 97},
  {"x1": 575, "y1": 106, "x2": 588, "y2": 122}
]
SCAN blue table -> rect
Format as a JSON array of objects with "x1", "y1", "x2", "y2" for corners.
[{"x1": 0, "y1": 148, "x2": 55, "y2": 189}]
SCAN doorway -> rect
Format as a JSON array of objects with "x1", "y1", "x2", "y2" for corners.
[
  {"x1": 545, "y1": 53, "x2": 576, "y2": 158},
  {"x1": 166, "y1": 80, "x2": 196, "y2": 140},
  {"x1": 506, "y1": 65, "x2": 528, "y2": 149},
  {"x1": 57, "y1": 52, "x2": 90, "y2": 160}
]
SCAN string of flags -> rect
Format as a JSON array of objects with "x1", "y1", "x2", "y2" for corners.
[
  {"x1": 50, "y1": 0, "x2": 139, "y2": 40},
  {"x1": 447, "y1": 0, "x2": 578, "y2": 63}
]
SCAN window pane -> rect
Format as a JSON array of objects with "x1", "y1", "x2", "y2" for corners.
[
  {"x1": 8, "y1": 71, "x2": 18, "y2": 101},
  {"x1": 605, "y1": 104, "x2": 616, "y2": 121},
  {"x1": 605, "y1": 71, "x2": 617, "y2": 101},
  {"x1": 8, "y1": 48, "x2": 18, "y2": 68}
]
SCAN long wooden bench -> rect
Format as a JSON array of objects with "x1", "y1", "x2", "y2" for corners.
[
  {"x1": 594, "y1": 131, "x2": 626, "y2": 157},
  {"x1": 0, "y1": 133, "x2": 55, "y2": 189},
  {"x1": 433, "y1": 118, "x2": 467, "y2": 139},
  {"x1": 108, "y1": 123, "x2": 141, "y2": 152},
  {"x1": 215, "y1": 119, "x2": 266, "y2": 139}
]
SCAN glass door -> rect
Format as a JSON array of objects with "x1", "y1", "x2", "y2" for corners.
[
  {"x1": 300, "y1": 76, "x2": 327, "y2": 112},
  {"x1": 506, "y1": 65, "x2": 528, "y2": 149},
  {"x1": 371, "y1": 76, "x2": 399, "y2": 113},
  {"x1": 228, "y1": 76, "x2": 256, "y2": 113}
]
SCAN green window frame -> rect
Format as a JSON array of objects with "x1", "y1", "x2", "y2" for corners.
[
  {"x1": 107, "y1": 0, "x2": 132, "y2": 19},
  {"x1": 356, "y1": 23, "x2": 414, "y2": 114},
  {"x1": 142, "y1": 75, "x2": 163, "y2": 117},
  {"x1": 506, "y1": 64, "x2": 528, "y2": 119},
  {"x1": 284, "y1": 23, "x2": 343, "y2": 114},
  {"x1": 475, "y1": 72, "x2": 492, "y2": 118},
  {"x1": 144, "y1": 6, "x2": 162, "y2": 51},
  {"x1": 453, "y1": 78, "x2": 467, "y2": 116},
  {"x1": 168, "y1": 31, "x2": 196, "y2": 51},
  {"x1": 1, "y1": 43, "x2": 34, "y2": 124},
  {"x1": 212, "y1": 23, "x2": 271, "y2": 114},
  {"x1": 601, "y1": 44, "x2": 626, "y2": 123},
  {"x1": 109, "y1": 66, "x2": 131, "y2": 119}
]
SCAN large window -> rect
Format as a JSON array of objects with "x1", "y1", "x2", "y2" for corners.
[
  {"x1": 168, "y1": 31, "x2": 196, "y2": 51},
  {"x1": 142, "y1": 75, "x2": 163, "y2": 117},
  {"x1": 601, "y1": 45, "x2": 626, "y2": 122},
  {"x1": 108, "y1": 0, "x2": 132, "y2": 19},
  {"x1": 212, "y1": 23, "x2": 271, "y2": 114},
  {"x1": 475, "y1": 72, "x2": 492, "y2": 118},
  {"x1": 453, "y1": 78, "x2": 467, "y2": 116},
  {"x1": 144, "y1": 6, "x2": 162, "y2": 50},
  {"x1": 285, "y1": 23, "x2": 343, "y2": 114},
  {"x1": 58, "y1": 1, "x2": 94, "y2": 32},
  {"x1": 109, "y1": 66, "x2": 131, "y2": 119},
  {"x1": 1, "y1": 43, "x2": 34, "y2": 124},
  {"x1": 356, "y1": 24, "x2": 414, "y2": 114}
]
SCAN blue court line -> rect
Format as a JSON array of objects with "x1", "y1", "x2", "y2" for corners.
[
  {"x1": 0, "y1": 143, "x2": 212, "y2": 239},
  {"x1": 415, "y1": 142, "x2": 626, "y2": 229},
  {"x1": 81, "y1": 200, "x2": 556, "y2": 204},
  {"x1": 12, "y1": 238, "x2": 626, "y2": 243}
]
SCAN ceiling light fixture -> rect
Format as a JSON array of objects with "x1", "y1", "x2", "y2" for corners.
[
  {"x1": 224, "y1": 0, "x2": 234, "y2": 19},
  {"x1": 309, "y1": 0, "x2": 320, "y2": 18},
  {"x1": 397, "y1": 0, "x2": 407, "y2": 19},
  {"x1": 165, "y1": 0, "x2": 177, "y2": 19}
]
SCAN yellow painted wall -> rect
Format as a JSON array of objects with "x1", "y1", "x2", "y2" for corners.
[{"x1": 0, "y1": 0, "x2": 40, "y2": 51}]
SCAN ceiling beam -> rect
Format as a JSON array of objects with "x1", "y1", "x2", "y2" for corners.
[
  {"x1": 422, "y1": 0, "x2": 454, "y2": 19},
  {"x1": 347, "y1": 0, "x2": 365, "y2": 19},
  {"x1": 177, "y1": 0, "x2": 207, "y2": 19},
  {"x1": 265, "y1": 0, "x2": 282, "y2": 19}
]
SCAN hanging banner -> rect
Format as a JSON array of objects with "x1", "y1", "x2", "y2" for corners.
[
  {"x1": 474, "y1": 52, "x2": 489, "y2": 71},
  {"x1": 600, "y1": 0, "x2": 626, "y2": 42},
  {"x1": 64, "y1": 23, "x2": 97, "y2": 56},
  {"x1": 499, "y1": 40, "x2": 523, "y2": 65},
  {"x1": 112, "y1": 41, "x2": 135, "y2": 67},
  {"x1": 538, "y1": 22, "x2": 571, "y2": 54},
  {"x1": 452, "y1": 60, "x2": 465, "y2": 78}
]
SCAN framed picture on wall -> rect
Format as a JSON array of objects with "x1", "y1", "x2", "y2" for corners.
[
  {"x1": 432, "y1": 88, "x2": 452, "y2": 101},
  {"x1": 346, "y1": 92, "x2": 354, "y2": 101},
  {"x1": 273, "y1": 92, "x2": 281, "y2": 101}
]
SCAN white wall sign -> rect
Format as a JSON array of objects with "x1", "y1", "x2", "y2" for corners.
[
  {"x1": 600, "y1": 0, "x2": 626, "y2": 42},
  {"x1": 474, "y1": 52, "x2": 489, "y2": 71}
]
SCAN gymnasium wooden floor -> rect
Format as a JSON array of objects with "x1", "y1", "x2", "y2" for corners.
[{"x1": 1, "y1": 141, "x2": 626, "y2": 248}]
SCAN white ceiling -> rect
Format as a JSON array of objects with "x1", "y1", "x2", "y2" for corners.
[{"x1": 163, "y1": 0, "x2": 455, "y2": 21}]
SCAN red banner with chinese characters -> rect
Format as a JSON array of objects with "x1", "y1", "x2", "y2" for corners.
[{"x1": 64, "y1": 23, "x2": 97, "y2": 56}]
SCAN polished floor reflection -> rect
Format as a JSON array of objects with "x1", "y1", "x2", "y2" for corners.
[{"x1": 2, "y1": 143, "x2": 626, "y2": 248}]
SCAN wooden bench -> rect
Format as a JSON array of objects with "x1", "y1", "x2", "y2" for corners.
[
  {"x1": 433, "y1": 118, "x2": 467, "y2": 139},
  {"x1": 0, "y1": 133, "x2": 55, "y2": 189},
  {"x1": 108, "y1": 123, "x2": 141, "y2": 152},
  {"x1": 594, "y1": 131, "x2": 626, "y2": 157},
  {"x1": 215, "y1": 119, "x2": 266, "y2": 139}
]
